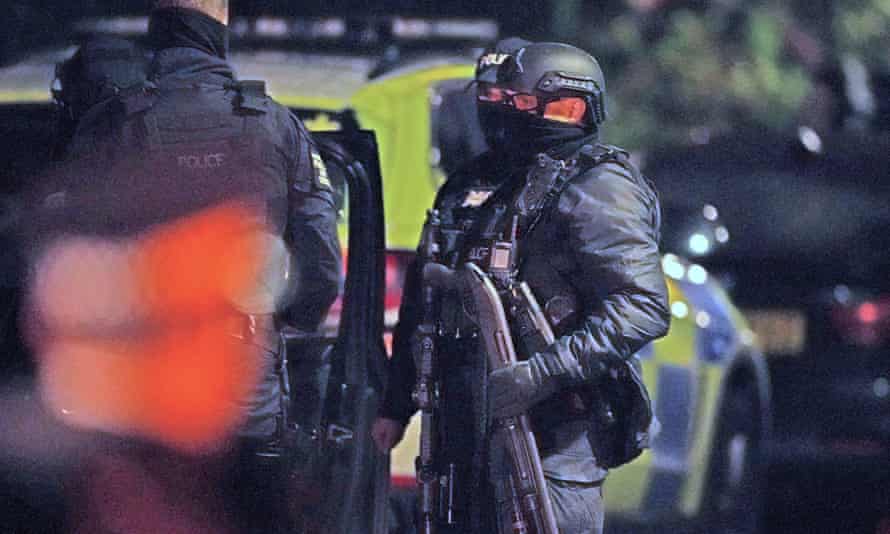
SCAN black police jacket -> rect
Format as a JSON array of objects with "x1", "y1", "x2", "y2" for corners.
[
  {"x1": 54, "y1": 8, "x2": 342, "y2": 439},
  {"x1": 382, "y1": 145, "x2": 670, "y2": 479}
]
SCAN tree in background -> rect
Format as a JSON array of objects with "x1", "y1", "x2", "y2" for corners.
[
  {"x1": 570, "y1": 0, "x2": 812, "y2": 149},
  {"x1": 556, "y1": 0, "x2": 888, "y2": 151},
  {"x1": 833, "y1": 0, "x2": 890, "y2": 72}
]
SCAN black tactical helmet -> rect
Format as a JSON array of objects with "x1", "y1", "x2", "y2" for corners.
[
  {"x1": 53, "y1": 36, "x2": 149, "y2": 122},
  {"x1": 475, "y1": 40, "x2": 607, "y2": 128}
]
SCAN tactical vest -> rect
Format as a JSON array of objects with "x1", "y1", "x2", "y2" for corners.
[
  {"x1": 436, "y1": 144, "x2": 657, "y2": 469},
  {"x1": 61, "y1": 77, "x2": 294, "y2": 440},
  {"x1": 67, "y1": 78, "x2": 289, "y2": 239},
  {"x1": 443, "y1": 145, "x2": 632, "y2": 269},
  {"x1": 434, "y1": 145, "x2": 630, "y2": 339}
]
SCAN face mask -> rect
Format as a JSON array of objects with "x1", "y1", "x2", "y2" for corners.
[{"x1": 478, "y1": 105, "x2": 597, "y2": 164}]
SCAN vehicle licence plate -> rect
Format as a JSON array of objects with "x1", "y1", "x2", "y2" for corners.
[{"x1": 743, "y1": 308, "x2": 808, "y2": 356}]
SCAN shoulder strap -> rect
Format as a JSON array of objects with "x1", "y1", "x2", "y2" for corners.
[
  {"x1": 520, "y1": 145, "x2": 626, "y2": 237},
  {"x1": 578, "y1": 143, "x2": 636, "y2": 179},
  {"x1": 229, "y1": 80, "x2": 269, "y2": 114},
  {"x1": 118, "y1": 80, "x2": 159, "y2": 116}
]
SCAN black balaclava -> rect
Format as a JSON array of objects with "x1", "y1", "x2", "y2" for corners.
[
  {"x1": 476, "y1": 38, "x2": 600, "y2": 166},
  {"x1": 478, "y1": 106, "x2": 598, "y2": 165},
  {"x1": 148, "y1": 7, "x2": 229, "y2": 59}
]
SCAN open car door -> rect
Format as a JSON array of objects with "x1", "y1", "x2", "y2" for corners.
[{"x1": 283, "y1": 125, "x2": 390, "y2": 534}]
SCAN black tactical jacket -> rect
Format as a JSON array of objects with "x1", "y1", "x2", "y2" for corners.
[
  {"x1": 382, "y1": 146, "x2": 670, "y2": 481},
  {"x1": 54, "y1": 8, "x2": 341, "y2": 439}
]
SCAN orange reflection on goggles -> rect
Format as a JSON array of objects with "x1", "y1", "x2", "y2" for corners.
[
  {"x1": 543, "y1": 97, "x2": 588, "y2": 124},
  {"x1": 511, "y1": 93, "x2": 538, "y2": 111},
  {"x1": 478, "y1": 84, "x2": 588, "y2": 125}
]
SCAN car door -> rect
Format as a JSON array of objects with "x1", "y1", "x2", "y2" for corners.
[{"x1": 282, "y1": 127, "x2": 390, "y2": 534}]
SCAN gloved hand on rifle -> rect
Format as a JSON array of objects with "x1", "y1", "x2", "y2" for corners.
[{"x1": 489, "y1": 344, "x2": 610, "y2": 418}]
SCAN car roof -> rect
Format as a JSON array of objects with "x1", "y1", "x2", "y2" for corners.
[
  {"x1": 0, "y1": 49, "x2": 74, "y2": 103},
  {"x1": 233, "y1": 51, "x2": 374, "y2": 109},
  {"x1": 1, "y1": 14, "x2": 494, "y2": 106},
  {"x1": 0, "y1": 48, "x2": 375, "y2": 108}
]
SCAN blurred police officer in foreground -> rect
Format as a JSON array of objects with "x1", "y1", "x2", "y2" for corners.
[
  {"x1": 66, "y1": 0, "x2": 341, "y2": 437},
  {"x1": 40, "y1": 1, "x2": 341, "y2": 531},
  {"x1": 373, "y1": 39, "x2": 670, "y2": 534}
]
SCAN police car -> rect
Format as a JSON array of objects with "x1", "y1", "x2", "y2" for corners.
[{"x1": 0, "y1": 16, "x2": 770, "y2": 533}]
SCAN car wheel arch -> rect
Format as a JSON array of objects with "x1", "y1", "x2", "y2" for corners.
[
  {"x1": 721, "y1": 347, "x2": 773, "y2": 445},
  {"x1": 701, "y1": 346, "x2": 772, "y2": 531}
]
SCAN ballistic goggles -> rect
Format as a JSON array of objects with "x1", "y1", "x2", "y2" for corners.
[{"x1": 476, "y1": 82, "x2": 590, "y2": 126}]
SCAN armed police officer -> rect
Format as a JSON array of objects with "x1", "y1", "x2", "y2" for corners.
[
  {"x1": 44, "y1": 1, "x2": 341, "y2": 532},
  {"x1": 373, "y1": 39, "x2": 670, "y2": 534}
]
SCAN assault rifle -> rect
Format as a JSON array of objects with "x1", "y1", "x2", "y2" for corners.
[
  {"x1": 412, "y1": 209, "x2": 443, "y2": 534},
  {"x1": 480, "y1": 216, "x2": 559, "y2": 534},
  {"x1": 426, "y1": 209, "x2": 559, "y2": 534},
  {"x1": 425, "y1": 256, "x2": 559, "y2": 534},
  {"x1": 464, "y1": 263, "x2": 558, "y2": 534}
]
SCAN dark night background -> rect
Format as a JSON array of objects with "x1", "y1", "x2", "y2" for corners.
[{"x1": 2, "y1": 1, "x2": 890, "y2": 533}]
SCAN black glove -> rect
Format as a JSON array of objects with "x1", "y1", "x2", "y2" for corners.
[
  {"x1": 488, "y1": 343, "x2": 611, "y2": 419},
  {"x1": 488, "y1": 358, "x2": 555, "y2": 419}
]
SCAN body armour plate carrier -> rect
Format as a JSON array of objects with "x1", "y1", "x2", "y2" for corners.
[
  {"x1": 436, "y1": 145, "x2": 657, "y2": 470},
  {"x1": 69, "y1": 79, "x2": 289, "y2": 238}
]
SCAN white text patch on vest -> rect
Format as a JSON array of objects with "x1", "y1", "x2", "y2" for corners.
[{"x1": 177, "y1": 153, "x2": 226, "y2": 170}]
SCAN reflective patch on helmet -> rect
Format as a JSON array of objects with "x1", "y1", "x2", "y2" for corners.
[
  {"x1": 310, "y1": 149, "x2": 332, "y2": 190},
  {"x1": 478, "y1": 53, "x2": 510, "y2": 68}
]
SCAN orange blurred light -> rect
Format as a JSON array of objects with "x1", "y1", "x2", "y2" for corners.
[
  {"x1": 31, "y1": 202, "x2": 271, "y2": 453},
  {"x1": 135, "y1": 202, "x2": 266, "y2": 319},
  {"x1": 137, "y1": 317, "x2": 263, "y2": 452},
  {"x1": 543, "y1": 97, "x2": 587, "y2": 124},
  {"x1": 31, "y1": 237, "x2": 141, "y2": 336}
]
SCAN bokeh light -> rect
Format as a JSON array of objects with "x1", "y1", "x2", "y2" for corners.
[{"x1": 28, "y1": 202, "x2": 273, "y2": 453}]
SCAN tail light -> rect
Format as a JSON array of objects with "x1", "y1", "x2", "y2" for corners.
[
  {"x1": 323, "y1": 249, "x2": 413, "y2": 339},
  {"x1": 831, "y1": 295, "x2": 890, "y2": 348},
  {"x1": 385, "y1": 251, "x2": 413, "y2": 329}
]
